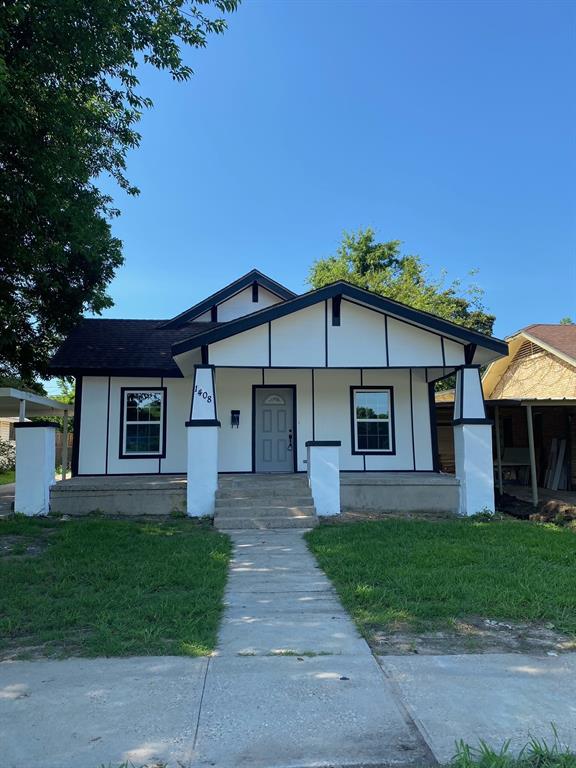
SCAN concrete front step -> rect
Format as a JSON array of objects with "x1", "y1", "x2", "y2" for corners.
[
  {"x1": 215, "y1": 515, "x2": 318, "y2": 530},
  {"x1": 215, "y1": 496, "x2": 313, "y2": 509},
  {"x1": 215, "y1": 474, "x2": 318, "y2": 530},
  {"x1": 217, "y1": 481, "x2": 310, "y2": 493},
  {"x1": 216, "y1": 487, "x2": 312, "y2": 500},
  {"x1": 215, "y1": 505, "x2": 316, "y2": 519}
]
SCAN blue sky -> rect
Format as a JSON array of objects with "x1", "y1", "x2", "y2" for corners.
[{"x1": 99, "y1": 0, "x2": 575, "y2": 339}]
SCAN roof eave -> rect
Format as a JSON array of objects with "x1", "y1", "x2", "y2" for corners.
[
  {"x1": 160, "y1": 269, "x2": 297, "y2": 329},
  {"x1": 171, "y1": 281, "x2": 508, "y2": 358}
]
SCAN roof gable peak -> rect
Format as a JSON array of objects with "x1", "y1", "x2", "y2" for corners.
[{"x1": 160, "y1": 269, "x2": 297, "y2": 329}]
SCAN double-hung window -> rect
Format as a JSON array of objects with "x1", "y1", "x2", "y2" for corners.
[
  {"x1": 351, "y1": 388, "x2": 394, "y2": 453},
  {"x1": 121, "y1": 389, "x2": 166, "y2": 458}
]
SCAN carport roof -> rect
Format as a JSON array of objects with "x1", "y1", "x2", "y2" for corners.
[{"x1": 0, "y1": 388, "x2": 73, "y2": 417}]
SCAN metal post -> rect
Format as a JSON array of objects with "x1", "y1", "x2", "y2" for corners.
[
  {"x1": 18, "y1": 399, "x2": 26, "y2": 421},
  {"x1": 526, "y1": 404, "x2": 538, "y2": 507},
  {"x1": 494, "y1": 405, "x2": 503, "y2": 495},
  {"x1": 61, "y1": 410, "x2": 69, "y2": 480}
]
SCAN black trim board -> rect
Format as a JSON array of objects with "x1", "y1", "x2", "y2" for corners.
[
  {"x1": 428, "y1": 381, "x2": 440, "y2": 472},
  {"x1": 13, "y1": 421, "x2": 58, "y2": 429},
  {"x1": 53, "y1": 367, "x2": 184, "y2": 378},
  {"x1": 453, "y1": 418, "x2": 493, "y2": 426},
  {"x1": 118, "y1": 387, "x2": 167, "y2": 460},
  {"x1": 306, "y1": 440, "x2": 341, "y2": 447},
  {"x1": 185, "y1": 419, "x2": 221, "y2": 427},
  {"x1": 172, "y1": 280, "x2": 508, "y2": 358},
  {"x1": 71, "y1": 375, "x2": 83, "y2": 476},
  {"x1": 160, "y1": 269, "x2": 296, "y2": 329}
]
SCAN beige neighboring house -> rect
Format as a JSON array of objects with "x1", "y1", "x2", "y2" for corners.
[
  {"x1": 437, "y1": 323, "x2": 576, "y2": 506},
  {"x1": 0, "y1": 416, "x2": 18, "y2": 443}
]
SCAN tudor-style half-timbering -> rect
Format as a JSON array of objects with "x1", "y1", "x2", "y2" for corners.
[{"x1": 48, "y1": 269, "x2": 508, "y2": 519}]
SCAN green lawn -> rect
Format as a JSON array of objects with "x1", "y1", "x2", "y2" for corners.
[
  {"x1": 0, "y1": 516, "x2": 231, "y2": 658},
  {"x1": 0, "y1": 470, "x2": 15, "y2": 484},
  {"x1": 306, "y1": 519, "x2": 576, "y2": 638}
]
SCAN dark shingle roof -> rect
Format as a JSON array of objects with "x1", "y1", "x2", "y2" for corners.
[{"x1": 49, "y1": 319, "x2": 223, "y2": 375}]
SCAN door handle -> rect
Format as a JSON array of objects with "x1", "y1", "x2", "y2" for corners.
[{"x1": 288, "y1": 429, "x2": 293, "y2": 451}]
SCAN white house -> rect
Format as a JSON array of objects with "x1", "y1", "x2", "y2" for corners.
[{"x1": 48, "y1": 269, "x2": 508, "y2": 522}]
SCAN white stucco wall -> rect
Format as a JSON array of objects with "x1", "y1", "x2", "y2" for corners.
[
  {"x1": 327, "y1": 300, "x2": 388, "y2": 367},
  {"x1": 206, "y1": 299, "x2": 465, "y2": 371},
  {"x1": 78, "y1": 375, "x2": 191, "y2": 475},
  {"x1": 195, "y1": 286, "x2": 282, "y2": 322},
  {"x1": 77, "y1": 365, "x2": 434, "y2": 475}
]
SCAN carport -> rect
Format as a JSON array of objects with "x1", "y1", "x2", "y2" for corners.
[{"x1": 0, "y1": 387, "x2": 73, "y2": 480}]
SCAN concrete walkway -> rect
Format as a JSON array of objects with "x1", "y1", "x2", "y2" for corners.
[
  {"x1": 2, "y1": 530, "x2": 576, "y2": 768},
  {"x1": 193, "y1": 530, "x2": 431, "y2": 768}
]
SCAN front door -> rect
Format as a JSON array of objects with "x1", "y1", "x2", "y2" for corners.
[{"x1": 254, "y1": 387, "x2": 295, "y2": 472}]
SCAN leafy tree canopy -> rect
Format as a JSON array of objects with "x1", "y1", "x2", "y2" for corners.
[
  {"x1": 0, "y1": 0, "x2": 237, "y2": 385},
  {"x1": 559, "y1": 317, "x2": 574, "y2": 325},
  {"x1": 308, "y1": 229, "x2": 496, "y2": 336}
]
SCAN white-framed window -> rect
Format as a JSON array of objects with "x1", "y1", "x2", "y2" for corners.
[
  {"x1": 120, "y1": 388, "x2": 166, "y2": 458},
  {"x1": 351, "y1": 387, "x2": 394, "y2": 454}
]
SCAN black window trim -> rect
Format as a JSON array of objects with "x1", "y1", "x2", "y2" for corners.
[
  {"x1": 119, "y1": 386, "x2": 167, "y2": 460},
  {"x1": 350, "y1": 386, "x2": 396, "y2": 456}
]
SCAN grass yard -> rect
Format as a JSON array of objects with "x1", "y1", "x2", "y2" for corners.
[
  {"x1": 0, "y1": 515, "x2": 231, "y2": 659},
  {"x1": 0, "y1": 470, "x2": 15, "y2": 484},
  {"x1": 306, "y1": 519, "x2": 576, "y2": 645}
]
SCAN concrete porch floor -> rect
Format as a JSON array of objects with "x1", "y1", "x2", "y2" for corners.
[{"x1": 48, "y1": 472, "x2": 461, "y2": 517}]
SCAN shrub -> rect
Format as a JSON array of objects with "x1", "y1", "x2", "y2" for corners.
[{"x1": 0, "y1": 438, "x2": 16, "y2": 472}]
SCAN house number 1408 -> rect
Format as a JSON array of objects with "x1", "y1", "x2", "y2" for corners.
[{"x1": 195, "y1": 385, "x2": 212, "y2": 403}]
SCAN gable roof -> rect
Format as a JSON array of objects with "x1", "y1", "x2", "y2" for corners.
[
  {"x1": 159, "y1": 269, "x2": 296, "y2": 329},
  {"x1": 520, "y1": 324, "x2": 576, "y2": 366},
  {"x1": 172, "y1": 280, "x2": 508, "y2": 360},
  {"x1": 49, "y1": 319, "x2": 223, "y2": 376},
  {"x1": 482, "y1": 323, "x2": 576, "y2": 399}
]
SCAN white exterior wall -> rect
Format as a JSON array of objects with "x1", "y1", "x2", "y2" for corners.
[
  {"x1": 195, "y1": 286, "x2": 282, "y2": 322},
  {"x1": 78, "y1": 375, "x2": 191, "y2": 475},
  {"x1": 270, "y1": 304, "x2": 326, "y2": 367},
  {"x1": 327, "y1": 301, "x2": 388, "y2": 367},
  {"x1": 78, "y1": 376, "x2": 109, "y2": 474},
  {"x1": 215, "y1": 368, "x2": 261, "y2": 472},
  {"x1": 206, "y1": 299, "x2": 465, "y2": 370},
  {"x1": 213, "y1": 367, "x2": 433, "y2": 473}
]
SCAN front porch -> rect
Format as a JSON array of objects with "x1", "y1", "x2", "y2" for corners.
[{"x1": 49, "y1": 471, "x2": 461, "y2": 518}]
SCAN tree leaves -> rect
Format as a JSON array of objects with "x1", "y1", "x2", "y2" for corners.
[
  {"x1": 0, "y1": 0, "x2": 238, "y2": 383},
  {"x1": 308, "y1": 228, "x2": 496, "y2": 335}
]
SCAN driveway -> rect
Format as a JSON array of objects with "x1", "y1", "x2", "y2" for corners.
[{"x1": 1, "y1": 530, "x2": 575, "y2": 768}]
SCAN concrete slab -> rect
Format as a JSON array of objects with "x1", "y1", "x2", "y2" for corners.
[
  {"x1": 379, "y1": 653, "x2": 576, "y2": 763},
  {"x1": 224, "y1": 592, "x2": 346, "y2": 617},
  {"x1": 195, "y1": 654, "x2": 430, "y2": 768},
  {"x1": 0, "y1": 656, "x2": 207, "y2": 768},
  {"x1": 218, "y1": 614, "x2": 367, "y2": 656}
]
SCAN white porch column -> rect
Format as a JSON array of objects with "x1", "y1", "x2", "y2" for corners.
[
  {"x1": 453, "y1": 367, "x2": 495, "y2": 516},
  {"x1": 306, "y1": 440, "x2": 341, "y2": 516},
  {"x1": 186, "y1": 365, "x2": 220, "y2": 517},
  {"x1": 14, "y1": 422, "x2": 57, "y2": 516}
]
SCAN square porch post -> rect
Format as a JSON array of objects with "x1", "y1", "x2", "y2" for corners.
[
  {"x1": 453, "y1": 366, "x2": 495, "y2": 516},
  {"x1": 186, "y1": 365, "x2": 220, "y2": 517},
  {"x1": 14, "y1": 422, "x2": 57, "y2": 516}
]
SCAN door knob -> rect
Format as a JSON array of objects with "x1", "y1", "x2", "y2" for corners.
[{"x1": 288, "y1": 429, "x2": 293, "y2": 451}]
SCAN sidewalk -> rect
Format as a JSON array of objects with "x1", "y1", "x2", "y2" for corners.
[{"x1": 1, "y1": 530, "x2": 575, "y2": 768}]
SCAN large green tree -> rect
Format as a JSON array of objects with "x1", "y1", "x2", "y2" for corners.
[
  {"x1": 308, "y1": 229, "x2": 495, "y2": 335},
  {"x1": 0, "y1": 0, "x2": 237, "y2": 384}
]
